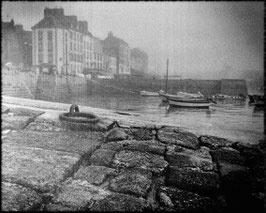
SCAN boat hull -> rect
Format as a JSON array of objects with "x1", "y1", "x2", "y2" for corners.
[
  {"x1": 168, "y1": 99, "x2": 210, "y2": 108},
  {"x1": 140, "y1": 91, "x2": 159, "y2": 96}
]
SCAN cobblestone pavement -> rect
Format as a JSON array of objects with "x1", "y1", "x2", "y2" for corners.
[{"x1": 1, "y1": 102, "x2": 265, "y2": 212}]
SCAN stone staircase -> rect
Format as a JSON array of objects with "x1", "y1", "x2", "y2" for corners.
[{"x1": 2, "y1": 82, "x2": 33, "y2": 99}]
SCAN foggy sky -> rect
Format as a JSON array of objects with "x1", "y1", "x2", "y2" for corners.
[{"x1": 2, "y1": 1, "x2": 264, "y2": 79}]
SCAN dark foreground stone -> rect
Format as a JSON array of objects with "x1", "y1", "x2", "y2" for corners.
[
  {"x1": 167, "y1": 166, "x2": 220, "y2": 195},
  {"x1": 157, "y1": 186, "x2": 219, "y2": 212},
  {"x1": 1, "y1": 181, "x2": 42, "y2": 211},
  {"x1": 105, "y1": 128, "x2": 128, "y2": 142},
  {"x1": 112, "y1": 150, "x2": 168, "y2": 174},
  {"x1": 109, "y1": 169, "x2": 152, "y2": 197},
  {"x1": 158, "y1": 127, "x2": 200, "y2": 150},
  {"x1": 198, "y1": 135, "x2": 233, "y2": 149},
  {"x1": 90, "y1": 193, "x2": 148, "y2": 211},
  {"x1": 89, "y1": 149, "x2": 117, "y2": 167}
]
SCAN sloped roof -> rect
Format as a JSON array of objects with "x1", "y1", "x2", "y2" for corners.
[{"x1": 31, "y1": 16, "x2": 65, "y2": 29}]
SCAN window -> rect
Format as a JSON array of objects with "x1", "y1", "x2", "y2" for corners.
[
  {"x1": 70, "y1": 42, "x2": 72, "y2": 51},
  {"x1": 80, "y1": 45, "x2": 82, "y2": 52},
  {"x1": 100, "y1": 63, "x2": 102, "y2": 69},
  {"x1": 87, "y1": 42, "x2": 89, "y2": 50},
  {"x1": 38, "y1": 42, "x2": 43, "y2": 52},
  {"x1": 77, "y1": 34, "x2": 79, "y2": 42},
  {"x1": 74, "y1": 43, "x2": 76, "y2": 51},
  {"x1": 80, "y1": 35, "x2": 82, "y2": 43},
  {"x1": 48, "y1": 30, "x2": 53, "y2": 41},
  {"x1": 48, "y1": 43, "x2": 53, "y2": 52},
  {"x1": 74, "y1": 32, "x2": 76, "y2": 40},
  {"x1": 94, "y1": 53, "x2": 96, "y2": 60},
  {"x1": 38, "y1": 30, "x2": 43, "y2": 41},
  {"x1": 38, "y1": 53, "x2": 43, "y2": 64},
  {"x1": 48, "y1": 53, "x2": 53, "y2": 64},
  {"x1": 70, "y1": 31, "x2": 73, "y2": 40},
  {"x1": 70, "y1": 53, "x2": 72, "y2": 61}
]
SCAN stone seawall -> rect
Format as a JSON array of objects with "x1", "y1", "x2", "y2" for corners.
[{"x1": 2, "y1": 72, "x2": 248, "y2": 100}]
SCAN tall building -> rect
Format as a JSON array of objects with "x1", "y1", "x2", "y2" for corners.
[
  {"x1": 31, "y1": 7, "x2": 94, "y2": 75},
  {"x1": 130, "y1": 48, "x2": 148, "y2": 76},
  {"x1": 2, "y1": 19, "x2": 32, "y2": 69},
  {"x1": 102, "y1": 32, "x2": 130, "y2": 75}
]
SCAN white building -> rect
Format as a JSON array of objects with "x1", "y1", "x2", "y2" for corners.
[{"x1": 32, "y1": 7, "x2": 95, "y2": 75}]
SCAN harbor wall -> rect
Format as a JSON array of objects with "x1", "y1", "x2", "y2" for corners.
[{"x1": 2, "y1": 72, "x2": 248, "y2": 100}]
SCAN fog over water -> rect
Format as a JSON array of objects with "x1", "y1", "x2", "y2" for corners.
[{"x1": 2, "y1": 1, "x2": 264, "y2": 79}]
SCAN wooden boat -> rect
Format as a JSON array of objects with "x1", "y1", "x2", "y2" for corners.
[
  {"x1": 248, "y1": 95, "x2": 264, "y2": 107},
  {"x1": 140, "y1": 91, "x2": 159, "y2": 96}
]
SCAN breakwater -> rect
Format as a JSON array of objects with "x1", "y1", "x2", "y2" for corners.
[
  {"x1": 2, "y1": 100, "x2": 264, "y2": 212},
  {"x1": 2, "y1": 71, "x2": 248, "y2": 100}
]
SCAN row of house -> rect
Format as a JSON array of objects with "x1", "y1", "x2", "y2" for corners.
[{"x1": 2, "y1": 7, "x2": 149, "y2": 78}]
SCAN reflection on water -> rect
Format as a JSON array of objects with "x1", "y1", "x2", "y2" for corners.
[{"x1": 53, "y1": 94, "x2": 264, "y2": 144}]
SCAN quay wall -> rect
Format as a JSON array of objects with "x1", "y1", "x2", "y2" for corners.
[{"x1": 2, "y1": 71, "x2": 248, "y2": 100}]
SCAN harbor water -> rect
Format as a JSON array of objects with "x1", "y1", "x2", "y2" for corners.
[{"x1": 51, "y1": 94, "x2": 264, "y2": 145}]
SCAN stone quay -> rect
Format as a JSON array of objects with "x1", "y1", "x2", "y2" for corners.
[{"x1": 2, "y1": 96, "x2": 264, "y2": 212}]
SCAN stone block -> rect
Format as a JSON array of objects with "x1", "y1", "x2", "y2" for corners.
[
  {"x1": 2, "y1": 143, "x2": 80, "y2": 192},
  {"x1": 9, "y1": 107, "x2": 44, "y2": 117},
  {"x1": 198, "y1": 135, "x2": 233, "y2": 149},
  {"x1": 1, "y1": 181, "x2": 42, "y2": 211},
  {"x1": 74, "y1": 165, "x2": 115, "y2": 185},
  {"x1": 89, "y1": 149, "x2": 116, "y2": 167},
  {"x1": 2, "y1": 115, "x2": 34, "y2": 130},
  {"x1": 131, "y1": 128, "x2": 153, "y2": 141},
  {"x1": 210, "y1": 147, "x2": 246, "y2": 166},
  {"x1": 158, "y1": 127, "x2": 200, "y2": 150},
  {"x1": 105, "y1": 128, "x2": 128, "y2": 142},
  {"x1": 53, "y1": 179, "x2": 111, "y2": 210},
  {"x1": 166, "y1": 145, "x2": 214, "y2": 171},
  {"x1": 90, "y1": 192, "x2": 148, "y2": 211},
  {"x1": 101, "y1": 140, "x2": 166, "y2": 155},
  {"x1": 158, "y1": 186, "x2": 219, "y2": 212},
  {"x1": 109, "y1": 169, "x2": 152, "y2": 197},
  {"x1": 167, "y1": 166, "x2": 220, "y2": 195},
  {"x1": 112, "y1": 150, "x2": 168, "y2": 174}
]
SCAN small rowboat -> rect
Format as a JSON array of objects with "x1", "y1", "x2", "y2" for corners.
[{"x1": 140, "y1": 91, "x2": 159, "y2": 96}]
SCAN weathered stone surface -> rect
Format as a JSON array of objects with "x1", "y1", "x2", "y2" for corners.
[
  {"x1": 231, "y1": 142, "x2": 264, "y2": 167},
  {"x1": 2, "y1": 114, "x2": 34, "y2": 130},
  {"x1": 131, "y1": 128, "x2": 153, "y2": 141},
  {"x1": 45, "y1": 203, "x2": 75, "y2": 211},
  {"x1": 167, "y1": 166, "x2": 220, "y2": 195},
  {"x1": 101, "y1": 140, "x2": 166, "y2": 155},
  {"x1": 61, "y1": 120, "x2": 107, "y2": 132},
  {"x1": 158, "y1": 186, "x2": 218, "y2": 212},
  {"x1": 2, "y1": 105, "x2": 10, "y2": 114},
  {"x1": 105, "y1": 128, "x2": 128, "y2": 142},
  {"x1": 89, "y1": 149, "x2": 117, "y2": 167},
  {"x1": 210, "y1": 147, "x2": 246, "y2": 166},
  {"x1": 1, "y1": 181, "x2": 42, "y2": 211},
  {"x1": 112, "y1": 150, "x2": 168, "y2": 174},
  {"x1": 53, "y1": 179, "x2": 111, "y2": 210},
  {"x1": 90, "y1": 193, "x2": 148, "y2": 211},
  {"x1": 74, "y1": 165, "x2": 115, "y2": 185},
  {"x1": 9, "y1": 107, "x2": 44, "y2": 117},
  {"x1": 166, "y1": 145, "x2": 214, "y2": 171},
  {"x1": 26, "y1": 117, "x2": 65, "y2": 132},
  {"x1": 2, "y1": 143, "x2": 80, "y2": 192},
  {"x1": 158, "y1": 127, "x2": 200, "y2": 150},
  {"x1": 109, "y1": 169, "x2": 152, "y2": 197},
  {"x1": 199, "y1": 135, "x2": 233, "y2": 149},
  {"x1": 3, "y1": 130, "x2": 104, "y2": 155}
]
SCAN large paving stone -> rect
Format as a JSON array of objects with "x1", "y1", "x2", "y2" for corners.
[
  {"x1": 210, "y1": 147, "x2": 246, "y2": 166},
  {"x1": 101, "y1": 140, "x2": 166, "y2": 155},
  {"x1": 199, "y1": 135, "x2": 233, "y2": 149},
  {"x1": 105, "y1": 128, "x2": 128, "y2": 142},
  {"x1": 2, "y1": 105, "x2": 10, "y2": 114},
  {"x1": 2, "y1": 114, "x2": 34, "y2": 130},
  {"x1": 112, "y1": 150, "x2": 168, "y2": 174},
  {"x1": 166, "y1": 145, "x2": 214, "y2": 171},
  {"x1": 3, "y1": 130, "x2": 104, "y2": 155},
  {"x1": 53, "y1": 179, "x2": 111, "y2": 210},
  {"x1": 74, "y1": 165, "x2": 115, "y2": 185},
  {"x1": 89, "y1": 149, "x2": 117, "y2": 167},
  {"x1": 109, "y1": 169, "x2": 152, "y2": 197},
  {"x1": 9, "y1": 107, "x2": 45, "y2": 117},
  {"x1": 158, "y1": 186, "x2": 219, "y2": 212},
  {"x1": 158, "y1": 127, "x2": 200, "y2": 150},
  {"x1": 90, "y1": 192, "x2": 148, "y2": 211},
  {"x1": 26, "y1": 117, "x2": 65, "y2": 132},
  {"x1": 1, "y1": 181, "x2": 42, "y2": 211},
  {"x1": 167, "y1": 166, "x2": 220, "y2": 195},
  {"x1": 2, "y1": 143, "x2": 80, "y2": 192},
  {"x1": 130, "y1": 128, "x2": 154, "y2": 141}
]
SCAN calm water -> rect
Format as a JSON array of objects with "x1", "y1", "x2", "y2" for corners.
[{"x1": 60, "y1": 94, "x2": 264, "y2": 144}]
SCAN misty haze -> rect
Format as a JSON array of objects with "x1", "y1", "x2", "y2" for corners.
[{"x1": 1, "y1": 2, "x2": 264, "y2": 212}]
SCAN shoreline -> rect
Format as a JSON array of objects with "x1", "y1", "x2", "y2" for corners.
[{"x1": 2, "y1": 95, "x2": 264, "y2": 211}]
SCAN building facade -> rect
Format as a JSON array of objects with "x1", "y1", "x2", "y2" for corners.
[
  {"x1": 130, "y1": 48, "x2": 148, "y2": 77},
  {"x1": 102, "y1": 32, "x2": 130, "y2": 75},
  {"x1": 2, "y1": 19, "x2": 32, "y2": 69},
  {"x1": 32, "y1": 7, "x2": 96, "y2": 75}
]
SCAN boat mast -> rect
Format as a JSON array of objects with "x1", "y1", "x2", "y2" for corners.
[{"x1": 165, "y1": 59, "x2": 169, "y2": 92}]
